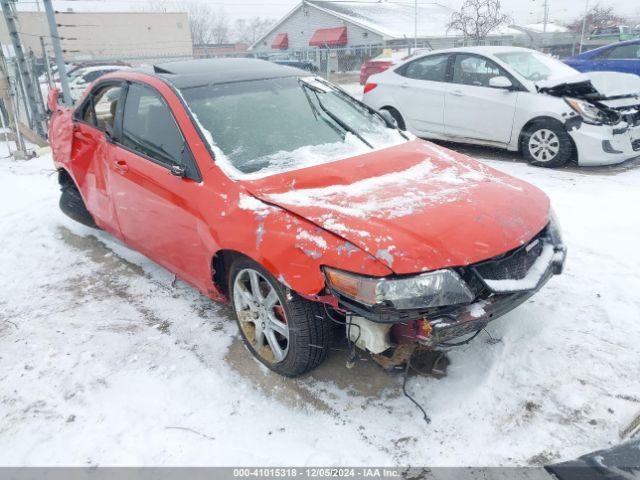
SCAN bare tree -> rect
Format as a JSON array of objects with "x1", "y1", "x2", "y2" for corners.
[
  {"x1": 233, "y1": 17, "x2": 276, "y2": 45},
  {"x1": 447, "y1": 0, "x2": 511, "y2": 45},
  {"x1": 566, "y1": 3, "x2": 628, "y2": 33},
  {"x1": 146, "y1": 0, "x2": 230, "y2": 45}
]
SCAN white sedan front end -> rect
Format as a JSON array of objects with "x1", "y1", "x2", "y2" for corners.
[{"x1": 363, "y1": 46, "x2": 640, "y2": 168}]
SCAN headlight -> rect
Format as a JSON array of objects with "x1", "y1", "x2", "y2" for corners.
[
  {"x1": 547, "y1": 207, "x2": 563, "y2": 245},
  {"x1": 564, "y1": 97, "x2": 617, "y2": 125},
  {"x1": 324, "y1": 267, "x2": 474, "y2": 310}
]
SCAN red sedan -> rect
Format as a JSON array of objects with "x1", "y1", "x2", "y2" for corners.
[{"x1": 48, "y1": 59, "x2": 566, "y2": 377}]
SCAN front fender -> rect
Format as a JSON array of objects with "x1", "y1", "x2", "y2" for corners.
[{"x1": 208, "y1": 192, "x2": 392, "y2": 297}]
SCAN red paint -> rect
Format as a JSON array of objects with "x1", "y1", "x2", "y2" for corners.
[
  {"x1": 308, "y1": 27, "x2": 348, "y2": 47},
  {"x1": 360, "y1": 60, "x2": 394, "y2": 85},
  {"x1": 48, "y1": 70, "x2": 550, "y2": 306},
  {"x1": 271, "y1": 33, "x2": 289, "y2": 50}
]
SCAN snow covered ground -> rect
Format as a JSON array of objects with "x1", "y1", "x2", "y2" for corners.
[{"x1": 1, "y1": 146, "x2": 639, "y2": 467}]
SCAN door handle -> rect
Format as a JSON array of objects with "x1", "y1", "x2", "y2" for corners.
[
  {"x1": 112, "y1": 160, "x2": 129, "y2": 173},
  {"x1": 450, "y1": 90, "x2": 465, "y2": 97},
  {"x1": 400, "y1": 83, "x2": 409, "y2": 88}
]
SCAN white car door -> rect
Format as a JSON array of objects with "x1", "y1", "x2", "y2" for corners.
[
  {"x1": 444, "y1": 53, "x2": 519, "y2": 144},
  {"x1": 392, "y1": 53, "x2": 452, "y2": 135}
]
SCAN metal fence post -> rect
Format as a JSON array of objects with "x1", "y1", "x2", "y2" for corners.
[
  {"x1": 40, "y1": 36, "x2": 53, "y2": 88},
  {"x1": 0, "y1": 0, "x2": 46, "y2": 137},
  {"x1": 42, "y1": 0, "x2": 72, "y2": 107}
]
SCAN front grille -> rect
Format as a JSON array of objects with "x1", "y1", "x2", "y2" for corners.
[
  {"x1": 474, "y1": 235, "x2": 544, "y2": 281},
  {"x1": 632, "y1": 139, "x2": 640, "y2": 152}
]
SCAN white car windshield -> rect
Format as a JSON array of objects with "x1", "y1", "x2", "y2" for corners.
[
  {"x1": 179, "y1": 76, "x2": 407, "y2": 179},
  {"x1": 495, "y1": 51, "x2": 578, "y2": 82}
]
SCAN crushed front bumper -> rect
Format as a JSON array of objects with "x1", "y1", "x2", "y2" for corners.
[
  {"x1": 335, "y1": 237, "x2": 567, "y2": 347},
  {"x1": 571, "y1": 122, "x2": 640, "y2": 166}
]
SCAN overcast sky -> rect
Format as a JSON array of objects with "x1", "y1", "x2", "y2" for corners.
[{"x1": 19, "y1": 0, "x2": 640, "y2": 25}]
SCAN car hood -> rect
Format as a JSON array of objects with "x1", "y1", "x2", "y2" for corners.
[
  {"x1": 242, "y1": 140, "x2": 550, "y2": 274},
  {"x1": 538, "y1": 71, "x2": 640, "y2": 99}
]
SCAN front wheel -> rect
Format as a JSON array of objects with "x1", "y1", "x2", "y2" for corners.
[
  {"x1": 521, "y1": 120, "x2": 573, "y2": 168},
  {"x1": 229, "y1": 258, "x2": 330, "y2": 377}
]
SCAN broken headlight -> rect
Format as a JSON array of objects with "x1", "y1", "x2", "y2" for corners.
[
  {"x1": 564, "y1": 97, "x2": 619, "y2": 125},
  {"x1": 324, "y1": 267, "x2": 474, "y2": 310}
]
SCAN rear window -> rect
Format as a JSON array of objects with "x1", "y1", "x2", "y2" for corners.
[{"x1": 397, "y1": 54, "x2": 450, "y2": 82}]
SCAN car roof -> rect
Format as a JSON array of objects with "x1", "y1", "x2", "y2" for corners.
[{"x1": 149, "y1": 58, "x2": 308, "y2": 89}]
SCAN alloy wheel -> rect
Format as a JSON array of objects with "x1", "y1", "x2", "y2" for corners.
[
  {"x1": 528, "y1": 129, "x2": 560, "y2": 163},
  {"x1": 233, "y1": 268, "x2": 289, "y2": 364}
]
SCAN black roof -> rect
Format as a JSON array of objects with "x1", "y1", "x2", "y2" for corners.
[{"x1": 152, "y1": 58, "x2": 308, "y2": 89}]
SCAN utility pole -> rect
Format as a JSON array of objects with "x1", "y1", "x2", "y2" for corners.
[
  {"x1": 414, "y1": 0, "x2": 418, "y2": 51},
  {"x1": 42, "y1": 0, "x2": 72, "y2": 107},
  {"x1": 542, "y1": 0, "x2": 549, "y2": 33},
  {"x1": 0, "y1": 0, "x2": 47, "y2": 137},
  {"x1": 579, "y1": 0, "x2": 589, "y2": 54}
]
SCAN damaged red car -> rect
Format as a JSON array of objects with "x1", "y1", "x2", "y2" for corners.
[{"x1": 48, "y1": 58, "x2": 567, "y2": 377}]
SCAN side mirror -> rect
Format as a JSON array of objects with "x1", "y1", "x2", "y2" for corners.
[
  {"x1": 47, "y1": 88, "x2": 60, "y2": 113},
  {"x1": 489, "y1": 76, "x2": 514, "y2": 90},
  {"x1": 169, "y1": 164, "x2": 186, "y2": 177}
]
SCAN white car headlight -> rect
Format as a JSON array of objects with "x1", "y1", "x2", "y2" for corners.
[
  {"x1": 564, "y1": 97, "x2": 617, "y2": 125},
  {"x1": 324, "y1": 267, "x2": 474, "y2": 309}
]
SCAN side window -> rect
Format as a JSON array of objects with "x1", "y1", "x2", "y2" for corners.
[
  {"x1": 452, "y1": 54, "x2": 509, "y2": 87},
  {"x1": 121, "y1": 83, "x2": 186, "y2": 167},
  {"x1": 81, "y1": 84, "x2": 121, "y2": 132},
  {"x1": 399, "y1": 55, "x2": 450, "y2": 82},
  {"x1": 605, "y1": 44, "x2": 640, "y2": 60}
]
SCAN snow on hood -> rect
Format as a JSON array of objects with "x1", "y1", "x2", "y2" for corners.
[
  {"x1": 538, "y1": 71, "x2": 640, "y2": 98},
  {"x1": 243, "y1": 140, "x2": 550, "y2": 274}
]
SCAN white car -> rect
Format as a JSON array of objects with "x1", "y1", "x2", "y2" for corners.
[
  {"x1": 363, "y1": 46, "x2": 640, "y2": 167},
  {"x1": 67, "y1": 65, "x2": 129, "y2": 102}
]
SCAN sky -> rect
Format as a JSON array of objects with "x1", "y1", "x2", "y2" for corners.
[{"x1": 17, "y1": 0, "x2": 640, "y2": 25}]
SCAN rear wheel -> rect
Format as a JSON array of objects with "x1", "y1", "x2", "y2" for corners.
[
  {"x1": 59, "y1": 180, "x2": 97, "y2": 228},
  {"x1": 382, "y1": 107, "x2": 406, "y2": 130},
  {"x1": 521, "y1": 120, "x2": 573, "y2": 168},
  {"x1": 229, "y1": 257, "x2": 330, "y2": 377}
]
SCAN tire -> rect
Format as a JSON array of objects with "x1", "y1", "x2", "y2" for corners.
[
  {"x1": 59, "y1": 183, "x2": 97, "y2": 228},
  {"x1": 229, "y1": 257, "x2": 330, "y2": 377},
  {"x1": 382, "y1": 107, "x2": 406, "y2": 130},
  {"x1": 521, "y1": 120, "x2": 573, "y2": 168}
]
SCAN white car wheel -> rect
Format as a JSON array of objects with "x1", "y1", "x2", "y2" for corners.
[{"x1": 528, "y1": 129, "x2": 560, "y2": 163}]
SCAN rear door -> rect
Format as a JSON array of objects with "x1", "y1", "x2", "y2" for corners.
[
  {"x1": 444, "y1": 54, "x2": 519, "y2": 144},
  {"x1": 392, "y1": 53, "x2": 452, "y2": 135},
  {"x1": 106, "y1": 81, "x2": 211, "y2": 290},
  {"x1": 69, "y1": 82, "x2": 124, "y2": 237}
]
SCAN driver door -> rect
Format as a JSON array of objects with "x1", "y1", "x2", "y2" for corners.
[
  {"x1": 444, "y1": 54, "x2": 519, "y2": 144},
  {"x1": 106, "y1": 82, "x2": 211, "y2": 291}
]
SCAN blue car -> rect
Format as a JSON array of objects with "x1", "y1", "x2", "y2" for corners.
[{"x1": 565, "y1": 39, "x2": 640, "y2": 76}]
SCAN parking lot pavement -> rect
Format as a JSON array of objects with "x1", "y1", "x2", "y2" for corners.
[{"x1": 1, "y1": 150, "x2": 639, "y2": 466}]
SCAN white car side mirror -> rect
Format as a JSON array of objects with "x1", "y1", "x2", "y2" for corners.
[{"x1": 489, "y1": 76, "x2": 514, "y2": 90}]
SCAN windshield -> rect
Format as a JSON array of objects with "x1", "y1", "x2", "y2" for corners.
[
  {"x1": 495, "y1": 51, "x2": 577, "y2": 82},
  {"x1": 179, "y1": 76, "x2": 406, "y2": 178}
]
